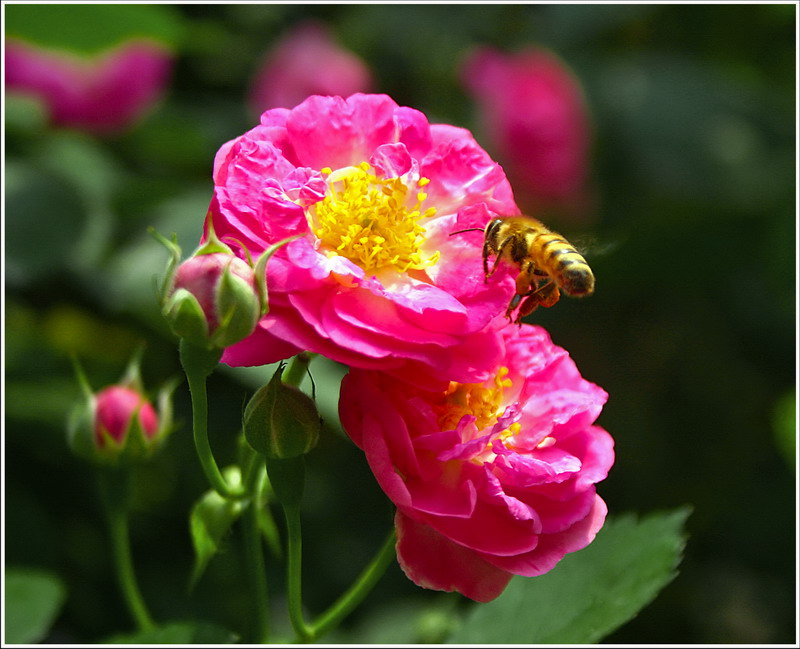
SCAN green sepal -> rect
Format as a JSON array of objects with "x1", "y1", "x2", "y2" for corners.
[
  {"x1": 66, "y1": 393, "x2": 98, "y2": 462},
  {"x1": 118, "y1": 344, "x2": 147, "y2": 393},
  {"x1": 208, "y1": 262, "x2": 261, "y2": 349},
  {"x1": 155, "y1": 375, "x2": 181, "y2": 445},
  {"x1": 243, "y1": 363, "x2": 320, "y2": 459},
  {"x1": 189, "y1": 466, "x2": 247, "y2": 589},
  {"x1": 164, "y1": 288, "x2": 212, "y2": 348},
  {"x1": 194, "y1": 214, "x2": 235, "y2": 257},
  {"x1": 265, "y1": 455, "x2": 305, "y2": 510},
  {"x1": 254, "y1": 235, "x2": 303, "y2": 316},
  {"x1": 148, "y1": 227, "x2": 182, "y2": 305}
]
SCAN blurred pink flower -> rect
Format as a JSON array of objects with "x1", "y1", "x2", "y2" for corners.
[
  {"x1": 94, "y1": 385, "x2": 159, "y2": 448},
  {"x1": 339, "y1": 323, "x2": 614, "y2": 602},
  {"x1": 208, "y1": 93, "x2": 520, "y2": 386},
  {"x1": 461, "y1": 47, "x2": 591, "y2": 213},
  {"x1": 5, "y1": 38, "x2": 172, "y2": 134},
  {"x1": 248, "y1": 22, "x2": 373, "y2": 114}
]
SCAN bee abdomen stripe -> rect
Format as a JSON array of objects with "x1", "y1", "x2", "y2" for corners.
[
  {"x1": 556, "y1": 256, "x2": 589, "y2": 269},
  {"x1": 547, "y1": 247, "x2": 582, "y2": 261}
]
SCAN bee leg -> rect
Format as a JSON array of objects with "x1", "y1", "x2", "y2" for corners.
[
  {"x1": 532, "y1": 281, "x2": 560, "y2": 308},
  {"x1": 514, "y1": 282, "x2": 560, "y2": 324},
  {"x1": 515, "y1": 294, "x2": 540, "y2": 323},
  {"x1": 504, "y1": 294, "x2": 521, "y2": 321},
  {"x1": 515, "y1": 261, "x2": 539, "y2": 296},
  {"x1": 486, "y1": 235, "x2": 517, "y2": 280}
]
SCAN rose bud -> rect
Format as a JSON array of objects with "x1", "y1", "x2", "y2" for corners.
[
  {"x1": 243, "y1": 363, "x2": 320, "y2": 461},
  {"x1": 165, "y1": 252, "x2": 261, "y2": 350},
  {"x1": 69, "y1": 383, "x2": 173, "y2": 465},
  {"x1": 68, "y1": 352, "x2": 176, "y2": 465}
]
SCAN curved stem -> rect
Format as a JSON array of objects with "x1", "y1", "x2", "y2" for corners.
[
  {"x1": 98, "y1": 469, "x2": 155, "y2": 632},
  {"x1": 310, "y1": 529, "x2": 396, "y2": 639},
  {"x1": 283, "y1": 503, "x2": 313, "y2": 642},
  {"x1": 180, "y1": 341, "x2": 244, "y2": 500}
]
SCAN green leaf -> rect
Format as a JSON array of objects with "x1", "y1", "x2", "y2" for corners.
[
  {"x1": 772, "y1": 389, "x2": 796, "y2": 469},
  {"x1": 448, "y1": 508, "x2": 691, "y2": 644},
  {"x1": 5, "y1": 161, "x2": 86, "y2": 284},
  {"x1": 332, "y1": 597, "x2": 461, "y2": 644},
  {"x1": 4, "y1": 94, "x2": 48, "y2": 133},
  {"x1": 6, "y1": 4, "x2": 184, "y2": 54},
  {"x1": 189, "y1": 467, "x2": 246, "y2": 588},
  {"x1": 4, "y1": 568, "x2": 67, "y2": 643},
  {"x1": 105, "y1": 620, "x2": 239, "y2": 644}
]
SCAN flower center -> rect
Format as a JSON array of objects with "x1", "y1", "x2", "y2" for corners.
[
  {"x1": 435, "y1": 366, "x2": 513, "y2": 432},
  {"x1": 309, "y1": 162, "x2": 440, "y2": 274}
]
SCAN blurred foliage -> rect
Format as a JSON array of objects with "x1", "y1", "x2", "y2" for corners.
[{"x1": 4, "y1": 3, "x2": 796, "y2": 644}]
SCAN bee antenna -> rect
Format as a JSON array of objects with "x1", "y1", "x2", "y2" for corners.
[{"x1": 449, "y1": 227, "x2": 485, "y2": 237}]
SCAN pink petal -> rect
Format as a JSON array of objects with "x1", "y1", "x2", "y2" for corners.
[
  {"x1": 479, "y1": 495, "x2": 607, "y2": 576},
  {"x1": 287, "y1": 94, "x2": 400, "y2": 170},
  {"x1": 423, "y1": 498, "x2": 540, "y2": 557},
  {"x1": 395, "y1": 511, "x2": 513, "y2": 602}
]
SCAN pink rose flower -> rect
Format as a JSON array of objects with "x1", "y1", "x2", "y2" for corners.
[
  {"x1": 94, "y1": 386, "x2": 159, "y2": 448},
  {"x1": 5, "y1": 38, "x2": 172, "y2": 134},
  {"x1": 208, "y1": 93, "x2": 520, "y2": 386},
  {"x1": 339, "y1": 323, "x2": 614, "y2": 602},
  {"x1": 248, "y1": 21, "x2": 373, "y2": 114},
  {"x1": 461, "y1": 47, "x2": 591, "y2": 212}
]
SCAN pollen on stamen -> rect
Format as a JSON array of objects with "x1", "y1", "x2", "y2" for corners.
[
  {"x1": 433, "y1": 366, "x2": 513, "y2": 434},
  {"x1": 309, "y1": 162, "x2": 440, "y2": 275}
]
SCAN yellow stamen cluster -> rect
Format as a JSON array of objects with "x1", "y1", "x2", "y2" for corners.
[
  {"x1": 435, "y1": 366, "x2": 514, "y2": 435},
  {"x1": 310, "y1": 162, "x2": 439, "y2": 274}
]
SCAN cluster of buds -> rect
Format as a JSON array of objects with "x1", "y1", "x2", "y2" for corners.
[{"x1": 68, "y1": 351, "x2": 175, "y2": 465}]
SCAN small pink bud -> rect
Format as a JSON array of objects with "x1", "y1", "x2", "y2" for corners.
[
  {"x1": 68, "y1": 352, "x2": 176, "y2": 465},
  {"x1": 94, "y1": 386, "x2": 159, "y2": 447},
  {"x1": 166, "y1": 253, "x2": 260, "y2": 349}
]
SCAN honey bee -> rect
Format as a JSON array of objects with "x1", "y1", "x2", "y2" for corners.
[{"x1": 451, "y1": 216, "x2": 595, "y2": 323}]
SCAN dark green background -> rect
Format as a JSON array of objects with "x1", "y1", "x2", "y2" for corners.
[{"x1": 5, "y1": 4, "x2": 796, "y2": 644}]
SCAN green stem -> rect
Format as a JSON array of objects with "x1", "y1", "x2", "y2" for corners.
[
  {"x1": 282, "y1": 352, "x2": 315, "y2": 388},
  {"x1": 243, "y1": 499, "x2": 270, "y2": 642},
  {"x1": 283, "y1": 503, "x2": 313, "y2": 642},
  {"x1": 180, "y1": 341, "x2": 244, "y2": 500},
  {"x1": 282, "y1": 503, "x2": 397, "y2": 643},
  {"x1": 98, "y1": 468, "x2": 155, "y2": 632},
  {"x1": 310, "y1": 530, "x2": 397, "y2": 639}
]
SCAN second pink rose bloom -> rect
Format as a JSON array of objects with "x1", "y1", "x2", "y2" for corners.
[
  {"x1": 248, "y1": 22, "x2": 373, "y2": 114},
  {"x1": 462, "y1": 47, "x2": 592, "y2": 215},
  {"x1": 340, "y1": 323, "x2": 614, "y2": 602}
]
